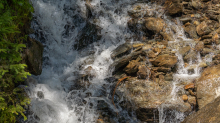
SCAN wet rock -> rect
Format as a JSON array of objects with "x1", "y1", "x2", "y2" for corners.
[
  {"x1": 164, "y1": 73, "x2": 173, "y2": 81},
  {"x1": 151, "y1": 54, "x2": 178, "y2": 67},
  {"x1": 74, "y1": 22, "x2": 101, "y2": 50},
  {"x1": 111, "y1": 43, "x2": 132, "y2": 59},
  {"x1": 147, "y1": 50, "x2": 157, "y2": 58},
  {"x1": 117, "y1": 77, "x2": 190, "y2": 122},
  {"x1": 24, "y1": 76, "x2": 38, "y2": 86},
  {"x1": 137, "y1": 65, "x2": 150, "y2": 79},
  {"x1": 153, "y1": 67, "x2": 171, "y2": 73},
  {"x1": 24, "y1": 37, "x2": 43, "y2": 75},
  {"x1": 145, "y1": 17, "x2": 164, "y2": 32},
  {"x1": 142, "y1": 44, "x2": 152, "y2": 51},
  {"x1": 195, "y1": 41, "x2": 204, "y2": 52},
  {"x1": 110, "y1": 50, "x2": 145, "y2": 73},
  {"x1": 196, "y1": 64, "x2": 220, "y2": 109},
  {"x1": 199, "y1": 62, "x2": 207, "y2": 68},
  {"x1": 132, "y1": 43, "x2": 145, "y2": 48},
  {"x1": 123, "y1": 60, "x2": 140, "y2": 74},
  {"x1": 166, "y1": 0, "x2": 183, "y2": 15},
  {"x1": 182, "y1": 96, "x2": 220, "y2": 123},
  {"x1": 37, "y1": 91, "x2": 44, "y2": 99},
  {"x1": 196, "y1": 21, "x2": 211, "y2": 36},
  {"x1": 180, "y1": 17, "x2": 192, "y2": 24},
  {"x1": 184, "y1": 24, "x2": 199, "y2": 39},
  {"x1": 182, "y1": 95, "x2": 188, "y2": 101},
  {"x1": 185, "y1": 83, "x2": 195, "y2": 90},
  {"x1": 145, "y1": 17, "x2": 174, "y2": 41},
  {"x1": 201, "y1": 48, "x2": 215, "y2": 56},
  {"x1": 183, "y1": 50, "x2": 197, "y2": 62},
  {"x1": 212, "y1": 33, "x2": 219, "y2": 44},
  {"x1": 82, "y1": 66, "x2": 96, "y2": 78},
  {"x1": 178, "y1": 46, "x2": 191, "y2": 57},
  {"x1": 202, "y1": 34, "x2": 212, "y2": 39},
  {"x1": 96, "y1": 119, "x2": 104, "y2": 123},
  {"x1": 128, "y1": 5, "x2": 152, "y2": 18},
  {"x1": 202, "y1": 39, "x2": 212, "y2": 45},
  {"x1": 188, "y1": 96, "x2": 196, "y2": 105},
  {"x1": 192, "y1": 0, "x2": 203, "y2": 9}
]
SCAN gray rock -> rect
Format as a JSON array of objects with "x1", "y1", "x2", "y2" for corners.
[
  {"x1": 110, "y1": 50, "x2": 145, "y2": 73},
  {"x1": 24, "y1": 37, "x2": 43, "y2": 75},
  {"x1": 111, "y1": 43, "x2": 132, "y2": 59},
  {"x1": 37, "y1": 91, "x2": 44, "y2": 99}
]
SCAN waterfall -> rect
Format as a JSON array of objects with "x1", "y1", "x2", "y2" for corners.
[{"x1": 23, "y1": 0, "x2": 213, "y2": 123}]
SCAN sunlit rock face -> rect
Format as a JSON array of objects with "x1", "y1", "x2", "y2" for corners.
[{"x1": 196, "y1": 64, "x2": 220, "y2": 109}]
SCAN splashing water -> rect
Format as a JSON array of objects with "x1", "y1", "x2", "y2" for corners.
[{"x1": 23, "y1": 0, "x2": 215, "y2": 123}]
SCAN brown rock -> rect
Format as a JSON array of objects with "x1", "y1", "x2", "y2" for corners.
[
  {"x1": 145, "y1": 17, "x2": 165, "y2": 32},
  {"x1": 184, "y1": 50, "x2": 197, "y2": 62},
  {"x1": 110, "y1": 50, "x2": 144, "y2": 73},
  {"x1": 178, "y1": 46, "x2": 191, "y2": 57},
  {"x1": 185, "y1": 83, "x2": 195, "y2": 90},
  {"x1": 212, "y1": 33, "x2": 219, "y2": 44},
  {"x1": 137, "y1": 65, "x2": 150, "y2": 79},
  {"x1": 196, "y1": 21, "x2": 211, "y2": 36},
  {"x1": 142, "y1": 44, "x2": 152, "y2": 51},
  {"x1": 166, "y1": 0, "x2": 183, "y2": 15},
  {"x1": 153, "y1": 67, "x2": 171, "y2": 72},
  {"x1": 24, "y1": 37, "x2": 44, "y2": 75},
  {"x1": 147, "y1": 50, "x2": 157, "y2": 58},
  {"x1": 152, "y1": 54, "x2": 178, "y2": 67},
  {"x1": 195, "y1": 41, "x2": 204, "y2": 52},
  {"x1": 196, "y1": 64, "x2": 220, "y2": 109},
  {"x1": 182, "y1": 95, "x2": 188, "y2": 101},
  {"x1": 123, "y1": 60, "x2": 140, "y2": 74},
  {"x1": 182, "y1": 96, "x2": 220, "y2": 123},
  {"x1": 201, "y1": 48, "x2": 215, "y2": 56},
  {"x1": 116, "y1": 77, "x2": 190, "y2": 122},
  {"x1": 192, "y1": 0, "x2": 203, "y2": 9},
  {"x1": 96, "y1": 119, "x2": 104, "y2": 123},
  {"x1": 188, "y1": 96, "x2": 196, "y2": 105},
  {"x1": 184, "y1": 24, "x2": 199, "y2": 39},
  {"x1": 145, "y1": 17, "x2": 174, "y2": 41}
]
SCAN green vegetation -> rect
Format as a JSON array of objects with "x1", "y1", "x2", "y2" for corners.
[{"x1": 0, "y1": 0, "x2": 33, "y2": 122}]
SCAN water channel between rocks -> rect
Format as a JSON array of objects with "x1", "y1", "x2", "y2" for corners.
[{"x1": 23, "y1": 0, "x2": 215, "y2": 123}]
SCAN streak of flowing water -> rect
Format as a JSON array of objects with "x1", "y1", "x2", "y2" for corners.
[{"x1": 23, "y1": 0, "x2": 214, "y2": 123}]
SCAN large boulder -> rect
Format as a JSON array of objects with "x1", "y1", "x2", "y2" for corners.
[
  {"x1": 117, "y1": 77, "x2": 192, "y2": 122},
  {"x1": 196, "y1": 64, "x2": 220, "y2": 109},
  {"x1": 24, "y1": 37, "x2": 44, "y2": 75},
  {"x1": 182, "y1": 96, "x2": 220, "y2": 123},
  {"x1": 151, "y1": 54, "x2": 178, "y2": 67}
]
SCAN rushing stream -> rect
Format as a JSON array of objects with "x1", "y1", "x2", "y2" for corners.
[{"x1": 23, "y1": 0, "x2": 214, "y2": 123}]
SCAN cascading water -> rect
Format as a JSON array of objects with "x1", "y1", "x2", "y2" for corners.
[{"x1": 23, "y1": 0, "x2": 214, "y2": 123}]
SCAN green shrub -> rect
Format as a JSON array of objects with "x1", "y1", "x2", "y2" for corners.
[{"x1": 0, "y1": 0, "x2": 33, "y2": 122}]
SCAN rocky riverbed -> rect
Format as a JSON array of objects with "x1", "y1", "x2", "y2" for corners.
[{"x1": 23, "y1": 0, "x2": 220, "y2": 122}]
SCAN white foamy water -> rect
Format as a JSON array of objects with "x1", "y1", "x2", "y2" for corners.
[{"x1": 23, "y1": 0, "x2": 215, "y2": 123}]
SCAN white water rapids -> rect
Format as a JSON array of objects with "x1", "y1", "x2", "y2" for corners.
[{"x1": 23, "y1": 0, "x2": 214, "y2": 123}]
